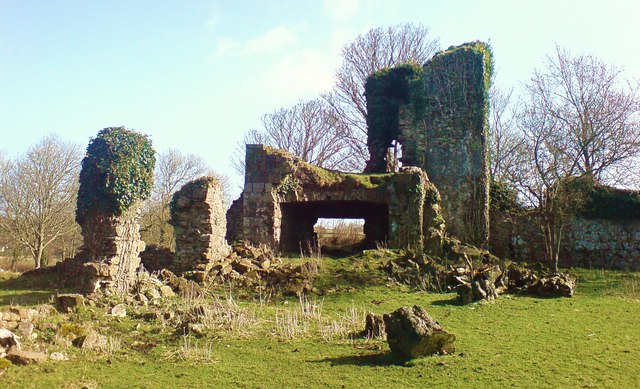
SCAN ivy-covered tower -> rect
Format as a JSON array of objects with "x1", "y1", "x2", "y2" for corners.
[
  {"x1": 76, "y1": 127, "x2": 155, "y2": 293},
  {"x1": 365, "y1": 42, "x2": 492, "y2": 247}
]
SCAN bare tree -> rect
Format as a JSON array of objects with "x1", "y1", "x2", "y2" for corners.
[
  {"x1": 514, "y1": 104, "x2": 587, "y2": 270},
  {"x1": 526, "y1": 46, "x2": 640, "y2": 186},
  {"x1": 141, "y1": 149, "x2": 210, "y2": 249},
  {"x1": 324, "y1": 23, "x2": 440, "y2": 169},
  {"x1": 500, "y1": 47, "x2": 640, "y2": 270},
  {"x1": 489, "y1": 87, "x2": 525, "y2": 182},
  {"x1": 232, "y1": 98, "x2": 353, "y2": 174},
  {"x1": 0, "y1": 136, "x2": 81, "y2": 269},
  {"x1": 153, "y1": 149, "x2": 210, "y2": 204},
  {"x1": 232, "y1": 24, "x2": 439, "y2": 174}
]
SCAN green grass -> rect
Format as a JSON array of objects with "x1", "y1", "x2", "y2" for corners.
[{"x1": 1, "y1": 255, "x2": 639, "y2": 388}]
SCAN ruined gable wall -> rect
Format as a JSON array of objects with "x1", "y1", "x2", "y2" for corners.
[
  {"x1": 418, "y1": 42, "x2": 492, "y2": 248},
  {"x1": 364, "y1": 42, "x2": 492, "y2": 247}
]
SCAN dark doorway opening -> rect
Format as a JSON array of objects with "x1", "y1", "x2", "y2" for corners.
[{"x1": 280, "y1": 201, "x2": 389, "y2": 254}]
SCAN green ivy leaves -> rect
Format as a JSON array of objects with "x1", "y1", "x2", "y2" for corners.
[{"x1": 76, "y1": 127, "x2": 155, "y2": 222}]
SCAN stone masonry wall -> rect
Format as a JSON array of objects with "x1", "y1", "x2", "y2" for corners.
[
  {"x1": 170, "y1": 176, "x2": 230, "y2": 279},
  {"x1": 566, "y1": 218, "x2": 640, "y2": 270},
  {"x1": 363, "y1": 42, "x2": 492, "y2": 247},
  {"x1": 78, "y1": 205, "x2": 145, "y2": 294},
  {"x1": 415, "y1": 43, "x2": 491, "y2": 247},
  {"x1": 489, "y1": 211, "x2": 640, "y2": 270},
  {"x1": 236, "y1": 145, "x2": 445, "y2": 254}
]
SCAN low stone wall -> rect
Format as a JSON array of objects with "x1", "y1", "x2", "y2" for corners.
[
  {"x1": 170, "y1": 176, "x2": 230, "y2": 279},
  {"x1": 567, "y1": 218, "x2": 640, "y2": 270},
  {"x1": 489, "y1": 211, "x2": 640, "y2": 270}
]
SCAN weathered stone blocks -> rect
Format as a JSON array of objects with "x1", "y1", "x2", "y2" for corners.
[
  {"x1": 383, "y1": 305, "x2": 456, "y2": 358},
  {"x1": 170, "y1": 176, "x2": 230, "y2": 279},
  {"x1": 364, "y1": 42, "x2": 492, "y2": 247},
  {"x1": 232, "y1": 144, "x2": 445, "y2": 254},
  {"x1": 78, "y1": 206, "x2": 146, "y2": 293}
]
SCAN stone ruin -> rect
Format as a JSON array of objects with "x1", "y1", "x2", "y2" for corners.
[
  {"x1": 226, "y1": 145, "x2": 445, "y2": 254},
  {"x1": 55, "y1": 43, "x2": 491, "y2": 295},
  {"x1": 53, "y1": 41, "x2": 603, "y2": 298},
  {"x1": 76, "y1": 205, "x2": 146, "y2": 294},
  {"x1": 70, "y1": 127, "x2": 155, "y2": 294},
  {"x1": 228, "y1": 41, "x2": 492, "y2": 253},
  {"x1": 169, "y1": 176, "x2": 230, "y2": 280}
]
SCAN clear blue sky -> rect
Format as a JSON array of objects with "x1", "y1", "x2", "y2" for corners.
[{"x1": 1, "y1": 0, "x2": 639, "y2": 195}]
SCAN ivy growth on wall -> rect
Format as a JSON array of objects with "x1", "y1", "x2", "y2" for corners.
[
  {"x1": 76, "y1": 127, "x2": 155, "y2": 222},
  {"x1": 365, "y1": 63, "x2": 424, "y2": 151},
  {"x1": 582, "y1": 183, "x2": 640, "y2": 220}
]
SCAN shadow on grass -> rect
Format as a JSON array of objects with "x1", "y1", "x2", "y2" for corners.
[
  {"x1": 0, "y1": 268, "x2": 67, "y2": 306},
  {"x1": 430, "y1": 296, "x2": 463, "y2": 306},
  {"x1": 0, "y1": 291, "x2": 54, "y2": 306},
  {"x1": 314, "y1": 351, "x2": 411, "y2": 367}
]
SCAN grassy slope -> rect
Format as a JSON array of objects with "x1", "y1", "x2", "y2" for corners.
[{"x1": 0, "y1": 257, "x2": 638, "y2": 389}]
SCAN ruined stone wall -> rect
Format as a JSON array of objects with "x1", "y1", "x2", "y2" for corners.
[
  {"x1": 489, "y1": 212, "x2": 640, "y2": 270},
  {"x1": 170, "y1": 176, "x2": 230, "y2": 279},
  {"x1": 566, "y1": 218, "x2": 640, "y2": 270},
  {"x1": 414, "y1": 42, "x2": 492, "y2": 248},
  {"x1": 225, "y1": 194, "x2": 244, "y2": 243},
  {"x1": 364, "y1": 42, "x2": 492, "y2": 247},
  {"x1": 235, "y1": 144, "x2": 444, "y2": 254},
  {"x1": 78, "y1": 206, "x2": 145, "y2": 293}
]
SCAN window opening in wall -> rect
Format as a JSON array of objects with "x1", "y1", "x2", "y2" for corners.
[{"x1": 386, "y1": 140, "x2": 403, "y2": 172}]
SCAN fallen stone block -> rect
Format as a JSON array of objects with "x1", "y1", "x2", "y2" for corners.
[
  {"x1": 108, "y1": 304, "x2": 127, "y2": 318},
  {"x1": 383, "y1": 305, "x2": 455, "y2": 358},
  {"x1": 55, "y1": 293, "x2": 86, "y2": 313},
  {"x1": 363, "y1": 313, "x2": 386, "y2": 339},
  {"x1": 73, "y1": 331, "x2": 107, "y2": 351},
  {"x1": 0, "y1": 328, "x2": 21, "y2": 357}
]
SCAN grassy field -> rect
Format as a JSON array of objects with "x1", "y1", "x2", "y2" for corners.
[{"x1": 0, "y1": 252, "x2": 638, "y2": 388}]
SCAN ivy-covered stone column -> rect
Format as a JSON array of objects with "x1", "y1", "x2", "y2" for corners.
[{"x1": 76, "y1": 127, "x2": 155, "y2": 294}]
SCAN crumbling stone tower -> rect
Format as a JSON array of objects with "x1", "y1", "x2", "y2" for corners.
[
  {"x1": 364, "y1": 42, "x2": 492, "y2": 247},
  {"x1": 75, "y1": 127, "x2": 155, "y2": 293},
  {"x1": 170, "y1": 176, "x2": 230, "y2": 280}
]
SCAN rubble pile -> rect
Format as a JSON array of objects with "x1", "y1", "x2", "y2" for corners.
[{"x1": 382, "y1": 253, "x2": 576, "y2": 303}]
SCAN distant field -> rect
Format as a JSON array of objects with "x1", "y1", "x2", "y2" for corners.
[
  {"x1": 0, "y1": 256, "x2": 35, "y2": 273},
  {"x1": 0, "y1": 253, "x2": 638, "y2": 388}
]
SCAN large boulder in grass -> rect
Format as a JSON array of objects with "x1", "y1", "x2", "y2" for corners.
[
  {"x1": 531, "y1": 273, "x2": 576, "y2": 297},
  {"x1": 383, "y1": 306, "x2": 455, "y2": 358}
]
